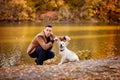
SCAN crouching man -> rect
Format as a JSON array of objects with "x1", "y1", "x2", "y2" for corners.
[{"x1": 27, "y1": 25, "x2": 70, "y2": 65}]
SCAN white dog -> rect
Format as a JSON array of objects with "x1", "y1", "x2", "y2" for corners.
[{"x1": 57, "y1": 39, "x2": 79, "y2": 65}]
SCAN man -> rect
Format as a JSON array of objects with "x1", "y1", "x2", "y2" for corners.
[{"x1": 27, "y1": 25, "x2": 70, "y2": 65}]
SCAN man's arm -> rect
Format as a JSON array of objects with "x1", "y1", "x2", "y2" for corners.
[
  {"x1": 58, "y1": 36, "x2": 71, "y2": 41},
  {"x1": 36, "y1": 36, "x2": 53, "y2": 50}
]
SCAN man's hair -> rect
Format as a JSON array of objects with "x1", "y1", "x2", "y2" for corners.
[{"x1": 45, "y1": 25, "x2": 52, "y2": 28}]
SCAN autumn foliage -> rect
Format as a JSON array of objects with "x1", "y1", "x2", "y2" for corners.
[
  {"x1": 0, "y1": 0, "x2": 120, "y2": 23},
  {"x1": 0, "y1": 0, "x2": 35, "y2": 21}
]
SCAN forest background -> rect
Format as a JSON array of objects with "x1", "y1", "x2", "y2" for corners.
[{"x1": 0, "y1": 0, "x2": 120, "y2": 24}]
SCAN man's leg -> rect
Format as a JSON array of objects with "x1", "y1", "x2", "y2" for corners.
[
  {"x1": 29, "y1": 49, "x2": 39, "y2": 58},
  {"x1": 44, "y1": 50, "x2": 55, "y2": 61},
  {"x1": 35, "y1": 46, "x2": 46, "y2": 65},
  {"x1": 35, "y1": 46, "x2": 55, "y2": 65}
]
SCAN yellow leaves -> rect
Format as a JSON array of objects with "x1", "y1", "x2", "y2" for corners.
[
  {"x1": 76, "y1": 50, "x2": 91, "y2": 60},
  {"x1": 10, "y1": 0, "x2": 28, "y2": 9},
  {"x1": 91, "y1": 0, "x2": 102, "y2": 6},
  {"x1": 10, "y1": 0, "x2": 27, "y2": 5},
  {"x1": 57, "y1": 0, "x2": 64, "y2": 6},
  {"x1": 0, "y1": 0, "x2": 35, "y2": 21},
  {"x1": 18, "y1": 12, "x2": 28, "y2": 20},
  {"x1": 89, "y1": 9, "x2": 96, "y2": 17},
  {"x1": 89, "y1": 13, "x2": 94, "y2": 17},
  {"x1": 0, "y1": 0, "x2": 119, "y2": 23}
]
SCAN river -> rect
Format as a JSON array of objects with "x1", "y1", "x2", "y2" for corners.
[{"x1": 0, "y1": 22, "x2": 120, "y2": 67}]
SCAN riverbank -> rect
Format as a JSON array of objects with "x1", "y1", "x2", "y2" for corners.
[
  {"x1": 0, "y1": 20, "x2": 120, "y2": 28},
  {"x1": 0, "y1": 56, "x2": 120, "y2": 80}
]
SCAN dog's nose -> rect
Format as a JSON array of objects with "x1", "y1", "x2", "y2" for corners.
[{"x1": 60, "y1": 44, "x2": 62, "y2": 48}]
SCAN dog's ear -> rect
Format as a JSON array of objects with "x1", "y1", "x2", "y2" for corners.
[
  {"x1": 57, "y1": 38, "x2": 61, "y2": 44},
  {"x1": 65, "y1": 41, "x2": 69, "y2": 46}
]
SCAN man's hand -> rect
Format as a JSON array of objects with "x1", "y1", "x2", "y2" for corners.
[
  {"x1": 53, "y1": 36, "x2": 71, "y2": 42},
  {"x1": 50, "y1": 39, "x2": 54, "y2": 43},
  {"x1": 54, "y1": 37, "x2": 59, "y2": 41}
]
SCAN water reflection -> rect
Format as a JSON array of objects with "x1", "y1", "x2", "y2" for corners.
[{"x1": 0, "y1": 25, "x2": 120, "y2": 67}]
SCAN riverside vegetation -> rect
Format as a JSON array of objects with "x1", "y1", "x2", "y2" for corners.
[{"x1": 0, "y1": 0, "x2": 120, "y2": 24}]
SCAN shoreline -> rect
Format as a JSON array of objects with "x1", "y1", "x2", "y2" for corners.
[
  {"x1": 0, "y1": 20, "x2": 120, "y2": 27},
  {"x1": 0, "y1": 56, "x2": 120, "y2": 80}
]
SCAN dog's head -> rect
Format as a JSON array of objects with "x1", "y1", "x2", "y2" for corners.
[
  {"x1": 54, "y1": 37, "x2": 69, "y2": 50},
  {"x1": 59, "y1": 41, "x2": 66, "y2": 49},
  {"x1": 58, "y1": 40, "x2": 69, "y2": 51},
  {"x1": 59, "y1": 41, "x2": 67, "y2": 51}
]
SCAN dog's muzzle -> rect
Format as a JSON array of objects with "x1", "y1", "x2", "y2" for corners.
[
  {"x1": 60, "y1": 44, "x2": 63, "y2": 48},
  {"x1": 60, "y1": 44, "x2": 64, "y2": 51}
]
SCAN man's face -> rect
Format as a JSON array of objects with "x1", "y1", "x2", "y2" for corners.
[{"x1": 44, "y1": 27, "x2": 52, "y2": 37}]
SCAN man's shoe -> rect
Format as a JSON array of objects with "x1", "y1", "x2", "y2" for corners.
[{"x1": 35, "y1": 59, "x2": 43, "y2": 65}]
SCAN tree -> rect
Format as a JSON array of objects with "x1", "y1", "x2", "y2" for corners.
[
  {"x1": 0, "y1": 0, "x2": 35, "y2": 21},
  {"x1": 26, "y1": 0, "x2": 58, "y2": 12}
]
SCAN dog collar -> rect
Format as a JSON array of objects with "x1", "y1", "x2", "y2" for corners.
[{"x1": 60, "y1": 49, "x2": 64, "y2": 51}]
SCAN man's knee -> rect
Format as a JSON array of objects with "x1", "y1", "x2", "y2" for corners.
[
  {"x1": 50, "y1": 52, "x2": 55, "y2": 58},
  {"x1": 48, "y1": 51, "x2": 55, "y2": 59}
]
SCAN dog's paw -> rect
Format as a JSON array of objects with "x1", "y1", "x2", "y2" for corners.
[
  {"x1": 76, "y1": 58, "x2": 80, "y2": 61},
  {"x1": 58, "y1": 63, "x2": 62, "y2": 65}
]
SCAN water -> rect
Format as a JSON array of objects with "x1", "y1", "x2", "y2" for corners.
[{"x1": 0, "y1": 22, "x2": 120, "y2": 67}]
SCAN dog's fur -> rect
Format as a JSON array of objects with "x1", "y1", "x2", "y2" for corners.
[{"x1": 57, "y1": 39, "x2": 79, "y2": 65}]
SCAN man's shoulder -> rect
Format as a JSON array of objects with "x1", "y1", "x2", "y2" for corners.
[{"x1": 35, "y1": 31, "x2": 45, "y2": 39}]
